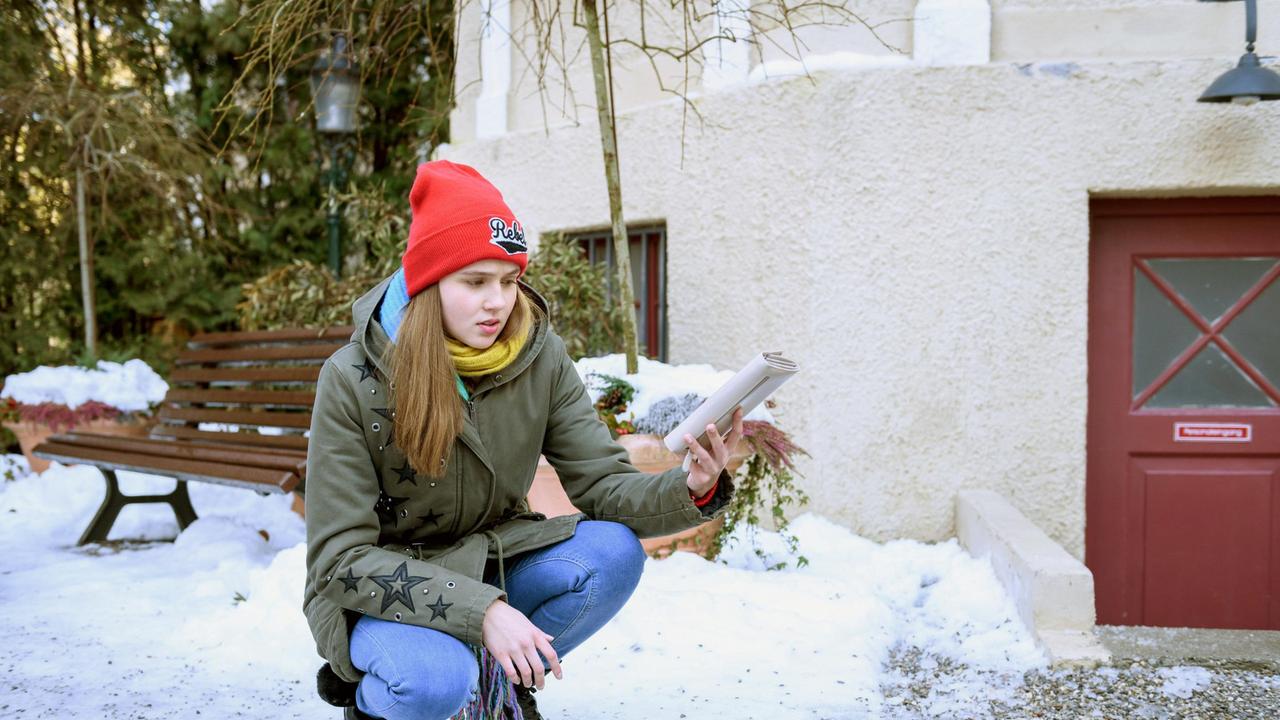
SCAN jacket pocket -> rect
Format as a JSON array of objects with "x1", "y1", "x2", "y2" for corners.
[
  {"x1": 419, "y1": 532, "x2": 489, "y2": 580},
  {"x1": 489, "y1": 513, "x2": 585, "y2": 559}
]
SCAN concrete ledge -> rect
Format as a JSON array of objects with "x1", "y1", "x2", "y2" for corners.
[
  {"x1": 1096, "y1": 626, "x2": 1280, "y2": 667},
  {"x1": 956, "y1": 489, "x2": 1111, "y2": 668}
]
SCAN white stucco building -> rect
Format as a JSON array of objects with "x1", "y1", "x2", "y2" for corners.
[{"x1": 440, "y1": 1, "x2": 1280, "y2": 630}]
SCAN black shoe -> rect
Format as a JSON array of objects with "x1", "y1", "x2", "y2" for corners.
[
  {"x1": 514, "y1": 684, "x2": 543, "y2": 720},
  {"x1": 343, "y1": 707, "x2": 376, "y2": 720}
]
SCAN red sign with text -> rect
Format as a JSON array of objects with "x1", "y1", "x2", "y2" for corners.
[{"x1": 1173, "y1": 422, "x2": 1253, "y2": 443}]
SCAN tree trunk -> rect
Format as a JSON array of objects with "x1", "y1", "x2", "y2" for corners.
[
  {"x1": 76, "y1": 166, "x2": 97, "y2": 360},
  {"x1": 73, "y1": 0, "x2": 87, "y2": 84},
  {"x1": 86, "y1": 0, "x2": 101, "y2": 84},
  {"x1": 582, "y1": 0, "x2": 639, "y2": 374}
]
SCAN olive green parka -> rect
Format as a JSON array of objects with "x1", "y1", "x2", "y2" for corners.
[{"x1": 302, "y1": 275, "x2": 733, "y2": 682}]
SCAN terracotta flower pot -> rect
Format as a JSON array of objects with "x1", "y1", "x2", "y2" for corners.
[
  {"x1": 78, "y1": 416, "x2": 153, "y2": 438},
  {"x1": 3, "y1": 416, "x2": 152, "y2": 474},
  {"x1": 4, "y1": 422, "x2": 55, "y2": 474},
  {"x1": 528, "y1": 433, "x2": 750, "y2": 560}
]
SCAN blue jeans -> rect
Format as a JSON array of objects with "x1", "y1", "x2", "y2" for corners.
[{"x1": 349, "y1": 521, "x2": 647, "y2": 720}]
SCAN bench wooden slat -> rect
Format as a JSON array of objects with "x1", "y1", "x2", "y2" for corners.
[
  {"x1": 158, "y1": 406, "x2": 312, "y2": 429},
  {"x1": 28, "y1": 324, "x2": 347, "y2": 546},
  {"x1": 36, "y1": 441, "x2": 298, "y2": 493},
  {"x1": 176, "y1": 344, "x2": 345, "y2": 365},
  {"x1": 165, "y1": 389, "x2": 316, "y2": 407},
  {"x1": 150, "y1": 425, "x2": 310, "y2": 450},
  {"x1": 48, "y1": 433, "x2": 306, "y2": 473},
  {"x1": 169, "y1": 367, "x2": 323, "y2": 384},
  {"x1": 189, "y1": 326, "x2": 353, "y2": 347}
]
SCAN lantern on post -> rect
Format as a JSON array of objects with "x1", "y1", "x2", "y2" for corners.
[{"x1": 310, "y1": 33, "x2": 360, "y2": 275}]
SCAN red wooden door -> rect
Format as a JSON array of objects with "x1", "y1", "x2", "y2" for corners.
[{"x1": 1088, "y1": 197, "x2": 1280, "y2": 629}]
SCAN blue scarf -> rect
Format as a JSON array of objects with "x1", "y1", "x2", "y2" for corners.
[{"x1": 378, "y1": 268, "x2": 411, "y2": 343}]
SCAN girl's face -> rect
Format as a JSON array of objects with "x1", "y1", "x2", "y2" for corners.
[{"x1": 438, "y1": 259, "x2": 522, "y2": 349}]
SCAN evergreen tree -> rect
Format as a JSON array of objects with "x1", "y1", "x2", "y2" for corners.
[{"x1": 0, "y1": 0, "x2": 457, "y2": 381}]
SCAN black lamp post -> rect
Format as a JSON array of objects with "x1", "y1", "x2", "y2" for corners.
[
  {"x1": 1198, "y1": 0, "x2": 1280, "y2": 104},
  {"x1": 311, "y1": 33, "x2": 360, "y2": 276}
]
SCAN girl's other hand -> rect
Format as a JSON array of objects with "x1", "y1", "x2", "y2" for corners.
[{"x1": 481, "y1": 599, "x2": 563, "y2": 689}]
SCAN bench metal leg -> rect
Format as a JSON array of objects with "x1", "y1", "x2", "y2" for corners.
[{"x1": 79, "y1": 470, "x2": 200, "y2": 546}]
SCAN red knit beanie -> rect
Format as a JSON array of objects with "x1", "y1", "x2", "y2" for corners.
[{"x1": 402, "y1": 160, "x2": 528, "y2": 297}]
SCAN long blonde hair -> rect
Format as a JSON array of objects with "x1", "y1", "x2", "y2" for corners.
[{"x1": 384, "y1": 285, "x2": 537, "y2": 477}]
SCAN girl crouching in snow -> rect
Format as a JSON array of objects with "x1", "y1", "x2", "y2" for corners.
[{"x1": 303, "y1": 160, "x2": 743, "y2": 720}]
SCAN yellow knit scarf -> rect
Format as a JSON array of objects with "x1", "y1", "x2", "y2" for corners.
[{"x1": 446, "y1": 310, "x2": 531, "y2": 378}]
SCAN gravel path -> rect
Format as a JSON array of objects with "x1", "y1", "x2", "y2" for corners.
[{"x1": 882, "y1": 645, "x2": 1280, "y2": 719}]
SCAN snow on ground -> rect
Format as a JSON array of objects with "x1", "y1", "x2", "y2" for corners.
[
  {"x1": 1156, "y1": 666, "x2": 1213, "y2": 700},
  {"x1": 0, "y1": 456, "x2": 1045, "y2": 719},
  {"x1": 2, "y1": 360, "x2": 168, "y2": 411}
]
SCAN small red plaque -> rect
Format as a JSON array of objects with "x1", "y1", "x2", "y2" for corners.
[{"x1": 1173, "y1": 422, "x2": 1253, "y2": 443}]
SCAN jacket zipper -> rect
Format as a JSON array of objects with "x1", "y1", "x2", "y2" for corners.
[
  {"x1": 451, "y1": 398, "x2": 474, "y2": 537},
  {"x1": 450, "y1": 457, "x2": 463, "y2": 537}
]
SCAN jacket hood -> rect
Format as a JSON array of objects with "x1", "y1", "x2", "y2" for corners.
[{"x1": 349, "y1": 273, "x2": 552, "y2": 385}]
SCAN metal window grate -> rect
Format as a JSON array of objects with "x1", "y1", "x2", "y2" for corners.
[{"x1": 568, "y1": 225, "x2": 667, "y2": 361}]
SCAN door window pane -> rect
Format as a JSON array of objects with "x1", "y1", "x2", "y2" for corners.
[
  {"x1": 1222, "y1": 274, "x2": 1280, "y2": 387},
  {"x1": 1147, "y1": 257, "x2": 1277, "y2": 324},
  {"x1": 1147, "y1": 343, "x2": 1275, "y2": 408},
  {"x1": 1133, "y1": 270, "x2": 1201, "y2": 398}
]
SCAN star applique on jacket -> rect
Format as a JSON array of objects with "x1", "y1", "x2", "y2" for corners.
[
  {"x1": 339, "y1": 569, "x2": 362, "y2": 593},
  {"x1": 418, "y1": 508, "x2": 442, "y2": 527},
  {"x1": 353, "y1": 358, "x2": 379, "y2": 383},
  {"x1": 374, "y1": 491, "x2": 409, "y2": 527},
  {"x1": 427, "y1": 594, "x2": 453, "y2": 622},
  {"x1": 368, "y1": 562, "x2": 431, "y2": 613},
  {"x1": 394, "y1": 462, "x2": 417, "y2": 486}
]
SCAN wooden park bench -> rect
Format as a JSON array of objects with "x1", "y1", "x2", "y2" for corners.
[{"x1": 33, "y1": 326, "x2": 354, "y2": 545}]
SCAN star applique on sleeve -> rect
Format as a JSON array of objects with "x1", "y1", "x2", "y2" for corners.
[
  {"x1": 368, "y1": 562, "x2": 431, "y2": 614},
  {"x1": 339, "y1": 569, "x2": 362, "y2": 593},
  {"x1": 427, "y1": 594, "x2": 453, "y2": 622}
]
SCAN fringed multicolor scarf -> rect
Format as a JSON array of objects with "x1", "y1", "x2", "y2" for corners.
[{"x1": 454, "y1": 646, "x2": 523, "y2": 720}]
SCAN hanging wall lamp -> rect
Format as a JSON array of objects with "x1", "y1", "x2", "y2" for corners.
[{"x1": 1198, "y1": 0, "x2": 1280, "y2": 104}]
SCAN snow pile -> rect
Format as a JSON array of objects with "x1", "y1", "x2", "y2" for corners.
[
  {"x1": 2, "y1": 359, "x2": 168, "y2": 411},
  {"x1": 0, "y1": 461, "x2": 1046, "y2": 719},
  {"x1": 1158, "y1": 666, "x2": 1213, "y2": 699},
  {"x1": 574, "y1": 354, "x2": 775, "y2": 428},
  {"x1": 197, "y1": 422, "x2": 303, "y2": 438}
]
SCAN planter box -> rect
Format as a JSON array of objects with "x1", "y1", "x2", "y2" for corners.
[
  {"x1": 528, "y1": 433, "x2": 748, "y2": 560},
  {"x1": 4, "y1": 418, "x2": 152, "y2": 474}
]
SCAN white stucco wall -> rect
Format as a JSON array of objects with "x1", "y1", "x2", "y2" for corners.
[{"x1": 441, "y1": 0, "x2": 1280, "y2": 560}]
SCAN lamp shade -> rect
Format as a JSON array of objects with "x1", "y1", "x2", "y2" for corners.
[
  {"x1": 1198, "y1": 51, "x2": 1280, "y2": 103},
  {"x1": 311, "y1": 34, "x2": 360, "y2": 133}
]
